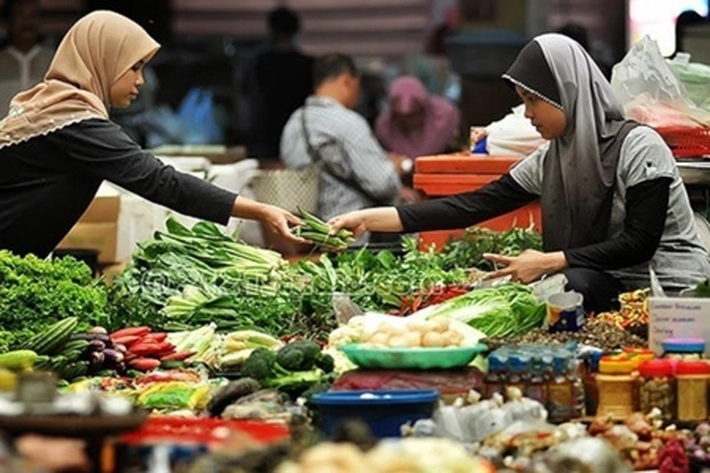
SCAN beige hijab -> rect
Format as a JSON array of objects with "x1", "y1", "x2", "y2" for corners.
[{"x1": 0, "y1": 10, "x2": 160, "y2": 150}]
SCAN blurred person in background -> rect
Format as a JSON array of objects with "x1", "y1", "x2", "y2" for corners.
[
  {"x1": 376, "y1": 75, "x2": 460, "y2": 162},
  {"x1": 248, "y1": 6, "x2": 314, "y2": 159},
  {"x1": 556, "y1": 22, "x2": 612, "y2": 79},
  {"x1": 675, "y1": 9, "x2": 707, "y2": 57},
  {"x1": 0, "y1": 0, "x2": 53, "y2": 116},
  {"x1": 280, "y1": 53, "x2": 416, "y2": 242}
]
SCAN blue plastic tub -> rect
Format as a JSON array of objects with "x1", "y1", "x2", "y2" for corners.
[{"x1": 310, "y1": 389, "x2": 439, "y2": 439}]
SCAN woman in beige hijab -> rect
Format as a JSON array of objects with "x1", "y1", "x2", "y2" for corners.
[{"x1": 0, "y1": 10, "x2": 303, "y2": 258}]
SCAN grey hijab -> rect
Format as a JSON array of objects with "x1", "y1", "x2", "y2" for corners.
[{"x1": 504, "y1": 33, "x2": 635, "y2": 252}]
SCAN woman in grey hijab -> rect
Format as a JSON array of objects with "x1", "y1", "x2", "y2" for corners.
[{"x1": 328, "y1": 34, "x2": 710, "y2": 313}]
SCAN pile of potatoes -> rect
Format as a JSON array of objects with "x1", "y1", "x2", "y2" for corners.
[{"x1": 359, "y1": 317, "x2": 466, "y2": 349}]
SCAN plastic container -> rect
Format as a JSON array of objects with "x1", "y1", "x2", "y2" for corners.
[
  {"x1": 596, "y1": 355, "x2": 638, "y2": 419},
  {"x1": 623, "y1": 347, "x2": 655, "y2": 371},
  {"x1": 655, "y1": 126, "x2": 710, "y2": 158},
  {"x1": 483, "y1": 353, "x2": 507, "y2": 399},
  {"x1": 638, "y1": 359, "x2": 675, "y2": 420},
  {"x1": 676, "y1": 360, "x2": 710, "y2": 422},
  {"x1": 310, "y1": 390, "x2": 440, "y2": 438},
  {"x1": 547, "y1": 354, "x2": 575, "y2": 423},
  {"x1": 661, "y1": 338, "x2": 705, "y2": 360},
  {"x1": 338, "y1": 344, "x2": 486, "y2": 370},
  {"x1": 412, "y1": 154, "x2": 541, "y2": 250}
]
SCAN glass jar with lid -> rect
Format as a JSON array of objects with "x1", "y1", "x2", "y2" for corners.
[
  {"x1": 661, "y1": 338, "x2": 705, "y2": 360},
  {"x1": 638, "y1": 359, "x2": 675, "y2": 421},
  {"x1": 676, "y1": 360, "x2": 710, "y2": 422},
  {"x1": 596, "y1": 354, "x2": 637, "y2": 418}
]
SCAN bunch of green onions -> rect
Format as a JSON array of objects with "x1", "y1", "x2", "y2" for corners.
[{"x1": 293, "y1": 208, "x2": 355, "y2": 252}]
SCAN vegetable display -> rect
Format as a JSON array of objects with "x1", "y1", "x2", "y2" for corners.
[
  {"x1": 424, "y1": 284, "x2": 546, "y2": 338},
  {"x1": 0, "y1": 250, "x2": 108, "y2": 350}
]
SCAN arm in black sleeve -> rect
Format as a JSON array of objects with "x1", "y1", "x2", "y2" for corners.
[
  {"x1": 49, "y1": 119, "x2": 237, "y2": 225},
  {"x1": 565, "y1": 177, "x2": 671, "y2": 270},
  {"x1": 395, "y1": 173, "x2": 539, "y2": 233}
]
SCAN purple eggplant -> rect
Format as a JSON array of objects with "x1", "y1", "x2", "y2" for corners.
[
  {"x1": 88, "y1": 339, "x2": 106, "y2": 352},
  {"x1": 89, "y1": 350, "x2": 105, "y2": 372},
  {"x1": 103, "y1": 349, "x2": 124, "y2": 364},
  {"x1": 71, "y1": 333, "x2": 111, "y2": 343}
]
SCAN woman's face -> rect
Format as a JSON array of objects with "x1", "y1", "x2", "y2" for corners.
[
  {"x1": 109, "y1": 56, "x2": 149, "y2": 109},
  {"x1": 394, "y1": 100, "x2": 425, "y2": 133},
  {"x1": 516, "y1": 85, "x2": 567, "y2": 140}
]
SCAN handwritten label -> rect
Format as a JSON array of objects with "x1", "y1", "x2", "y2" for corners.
[{"x1": 649, "y1": 297, "x2": 710, "y2": 355}]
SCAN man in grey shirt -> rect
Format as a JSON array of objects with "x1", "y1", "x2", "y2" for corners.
[{"x1": 281, "y1": 53, "x2": 413, "y2": 233}]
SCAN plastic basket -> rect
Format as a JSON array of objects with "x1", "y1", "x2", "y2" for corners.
[
  {"x1": 118, "y1": 417, "x2": 290, "y2": 445},
  {"x1": 655, "y1": 126, "x2": 710, "y2": 158},
  {"x1": 310, "y1": 389, "x2": 439, "y2": 438}
]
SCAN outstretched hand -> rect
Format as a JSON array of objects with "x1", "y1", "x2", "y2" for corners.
[
  {"x1": 260, "y1": 205, "x2": 306, "y2": 243},
  {"x1": 483, "y1": 250, "x2": 568, "y2": 284},
  {"x1": 328, "y1": 210, "x2": 369, "y2": 237}
]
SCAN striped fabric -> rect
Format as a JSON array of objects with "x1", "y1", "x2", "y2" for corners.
[{"x1": 280, "y1": 96, "x2": 402, "y2": 221}]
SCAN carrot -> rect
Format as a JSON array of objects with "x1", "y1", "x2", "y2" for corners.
[
  {"x1": 128, "y1": 343, "x2": 163, "y2": 357},
  {"x1": 161, "y1": 351, "x2": 196, "y2": 362},
  {"x1": 110, "y1": 327, "x2": 150, "y2": 339},
  {"x1": 128, "y1": 358, "x2": 161, "y2": 371},
  {"x1": 112, "y1": 335, "x2": 140, "y2": 346}
]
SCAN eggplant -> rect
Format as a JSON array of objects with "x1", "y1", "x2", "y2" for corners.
[
  {"x1": 88, "y1": 339, "x2": 106, "y2": 352},
  {"x1": 71, "y1": 333, "x2": 111, "y2": 343},
  {"x1": 89, "y1": 350, "x2": 105, "y2": 373},
  {"x1": 103, "y1": 349, "x2": 124, "y2": 364},
  {"x1": 114, "y1": 343, "x2": 127, "y2": 354}
]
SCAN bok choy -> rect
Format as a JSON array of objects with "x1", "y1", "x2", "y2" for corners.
[{"x1": 423, "y1": 283, "x2": 545, "y2": 338}]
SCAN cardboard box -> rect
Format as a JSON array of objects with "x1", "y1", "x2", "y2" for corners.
[
  {"x1": 58, "y1": 222, "x2": 118, "y2": 264},
  {"x1": 648, "y1": 296, "x2": 710, "y2": 356},
  {"x1": 79, "y1": 194, "x2": 120, "y2": 223},
  {"x1": 57, "y1": 188, "x2": 121, "y2": 264}
]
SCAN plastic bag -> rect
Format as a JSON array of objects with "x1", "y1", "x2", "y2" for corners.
[
  {"x1": 177, "y1": 88, "x2": 225, "y2": 144},
  {"x1": 611, "y1": 36, "x2": 710, "y2": 127},
  {"x1": 668, "y1": 52, "x2": 710, "y2": 111},
  {"x1": 485, "y1": 105, "x2": 546, "y2": 157}
]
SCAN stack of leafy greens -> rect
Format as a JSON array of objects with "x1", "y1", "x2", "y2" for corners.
[
  {"x1": 111, "y1": 217, "x2": 543, "y2": 340},
  {"x1": 0, "y1": 250, "x2": 108, "y2": 351},
  {"x1": 425, "y1": 283, "x2": 546, "y2": 338}
]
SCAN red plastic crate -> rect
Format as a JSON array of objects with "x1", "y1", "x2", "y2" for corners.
[
  {"x1": 656, "y1": 126, "x2": 710, "y2": 158},
  {"x1": 413, "y1": 153, "x2": 542, "y2": 250},
  {"x1": 119, "y1": 416, "x2": 290, "y2": 445}
]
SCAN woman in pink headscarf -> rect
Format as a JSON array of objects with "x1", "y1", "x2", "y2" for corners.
[{"x1": 375, "y1": 75, "x2": 461, "y2": 159}]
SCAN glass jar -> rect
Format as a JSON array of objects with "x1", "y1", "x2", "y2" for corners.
[
  {"x1": 638, "y1": 359, "x2": 675, "y2": 420},
  {"x1": 676, "y1": 360, "x2": 710, "y2": 422},
  {"x1": 596, "y1": 355, "x2": 637, "y2": 419},
  {"x1": 661, "y1": 338, "x2": 705, "y2": 361}
]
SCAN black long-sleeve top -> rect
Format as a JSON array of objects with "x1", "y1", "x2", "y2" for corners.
[
  {"x1": 0, "y1": 119, "x2": 237, "y2": 258},
  {"x1": 396, "y1": 173, "x2": 671, "y2": 271}
]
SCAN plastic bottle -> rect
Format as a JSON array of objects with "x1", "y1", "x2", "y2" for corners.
[
  {"x1": 483, "y1": 354, "x2": 507, "y2": 399},
  {"x1": 547, "y1": 354, "x2": 575, "y2": 423},
  {"x1": 525, "y1": 353, "x2": 548, "y2": 406}
]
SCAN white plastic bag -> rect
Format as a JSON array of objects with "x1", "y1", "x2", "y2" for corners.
[
  {"x1": 485, "y1": 105, "x2": 546, "y2": 157},
  {"x1": 611, "y1": 35, "x2": 710, "y2": 127}
]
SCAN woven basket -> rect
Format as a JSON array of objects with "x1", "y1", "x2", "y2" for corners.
[{"x1": 249, "y1": 167, "x2": 319, "y2": 214}]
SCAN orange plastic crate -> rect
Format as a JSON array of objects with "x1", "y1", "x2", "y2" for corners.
[
  {"x1": 413, "y1": 153, "x2": 542, "y2": 250},
  {"x1": 656, "y1": 126, "x2": 710, "y2": 158}
]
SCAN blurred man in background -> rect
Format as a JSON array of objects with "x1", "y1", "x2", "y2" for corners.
[
  {"x1": 0, "y1": 0, "x2": 53, "y2": 116},
  {"x1": 249, "y1": 7, "x2": 314, "y2": 159}
]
